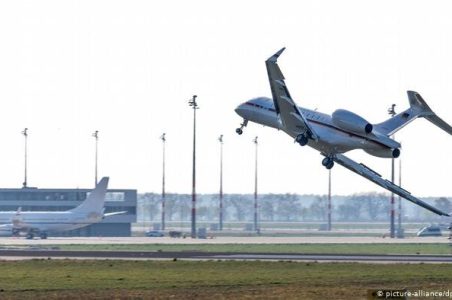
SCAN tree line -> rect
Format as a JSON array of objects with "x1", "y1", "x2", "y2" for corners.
[{"x1": 138, "y1": 193, "x2": 451, "y2": 223}]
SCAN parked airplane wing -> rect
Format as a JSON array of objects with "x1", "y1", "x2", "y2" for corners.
[
  {"x1": 265, "y1": 48, "x2": 318, "y2": 140},
  {"x1": 331, "y1": 153, "x2": 449, "y2": 216},
  {"x1": 103, "y1": 211, "x2": 127, "y2": 218},
  {"x1": 0, "y1": 224, "x2": 13, "y2": 236}
]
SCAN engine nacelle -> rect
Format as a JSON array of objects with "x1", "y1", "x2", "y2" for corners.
[
  {"x1": 332, "y1": 109, "x2": 373, "y2": 134},
  {"x1": 364, "y1": 148, "x2": 401, "y2": 158}
]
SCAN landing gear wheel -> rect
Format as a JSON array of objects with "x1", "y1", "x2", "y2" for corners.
[
  {"x1": 40, "y1": 232, "x2": 48, "y2": 239},
  {"x1": 295, "y1": 134, "x2": 308, "y2": 146},
  {"x1": 322, "y1": 156, "x2": 335, "y2": 169},
  {"x1": 236, "y1": 119, "x2": 248, "y2": 135},
  {"x1": 26, "y1": 233, "x2": 34, "y2": 240},
  {"x1": 326, "y1": 161, "x2": 334, "y2": 169},
  {"x1": 392, "y1": 148, "x2": 400, "y2": 158},
  {"x1": 322, "y1": 157, "x2": 330, "y2": 166}
]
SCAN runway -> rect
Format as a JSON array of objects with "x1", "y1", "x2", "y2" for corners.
[
  {"x1": 0, "y1": 236, "x2": 449, "y2": 245},
  {"x1": 0, "y1": 249, "x2": 451, "y2": 263}
]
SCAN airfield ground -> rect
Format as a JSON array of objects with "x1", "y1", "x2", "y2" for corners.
[
  {"x1": 0, "y1": 237, "x2": 451, "y2": 299},
  {"x1": 0, "y1": 260, "x2": 451, "y2": 299}
]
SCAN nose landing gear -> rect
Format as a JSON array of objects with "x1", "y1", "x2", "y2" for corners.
[{"x1": 236, "y1": 119, "x2": 248, "y2": 135}]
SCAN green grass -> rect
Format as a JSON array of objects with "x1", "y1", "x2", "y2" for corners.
[
  {"x1": 0, "y1": 260, "x2": 451, "y2": 299},
  {"x1": 34, "y1": 243, "x2": 452, "y2": 255}
]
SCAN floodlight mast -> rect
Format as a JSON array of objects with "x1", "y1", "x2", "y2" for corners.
[
  {"x1": 218, "y1": 134, "x2": 224, "y2": 231},
  {"x1": 327, "y1": 169, "x2": 332, "y2": 231},
  {"x1": 92, "y1": 130, "x2": 99, "y2": 187},
  {"x1": 388, "y1": 104, "x2": 396, "y2": 238},
  {"x1": 189, "y1": 95, "x2": 198, "y2": 238},
  {"x1": 161, "y1": 133, "x2": 166, "y2": 231},
  {"x1": 22, "y1": 128, "x2": 28, "y2": 188},
  {"x1": 253, "y1": 136, "x2": 259, "y2": 233},
  {"x1": 397, "y1": 159, "x2": 403, "y2": 238}
]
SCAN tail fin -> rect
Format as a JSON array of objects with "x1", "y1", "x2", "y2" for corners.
[
  {"x1": 71, "y1": 177, "x2": 109, "y2": 214},
  {"x1": 374, "y1": 91, "x2": 452, "y2": 136}
]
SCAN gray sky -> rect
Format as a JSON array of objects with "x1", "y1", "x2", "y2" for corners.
[{"x1": 0, "y1": 0, "x2": 451, "y2": 197}]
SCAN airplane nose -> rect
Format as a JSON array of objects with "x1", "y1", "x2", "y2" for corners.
[{"x1": 235, "y1": 104, "x2": 246, "y2": 117}]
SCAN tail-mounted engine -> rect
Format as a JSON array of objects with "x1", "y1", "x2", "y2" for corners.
[{"x1": 332, "y1": 109, "x2": 373, "y2": 135}]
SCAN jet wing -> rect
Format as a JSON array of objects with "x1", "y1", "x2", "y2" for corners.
[
  {"x1": 331, "y1": 153, "x2": 449, "y2": 216},
  {"x1": 103, "y1": 211, "x2": 127, "y2": 218},
  {"x1": 265, "y1": 48, "x2": 318, "y2": 140},
  {"x1": 0, "y1": 224, "x2": 13, "y2": 236}
]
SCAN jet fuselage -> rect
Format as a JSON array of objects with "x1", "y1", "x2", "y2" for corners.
[{"x1": 235, "y1": 97, "x2": 398, "y2": 158}]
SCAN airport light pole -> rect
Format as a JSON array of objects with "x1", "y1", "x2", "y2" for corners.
[
  {"x1": 161, "y1": 133, "x2": 166, "y2": 231},
  {"x1": 218, "y1": 134, "x2": 224, "y2": 231},
  {"x1": 189, "y1": 95, "x2": 198, "y2": 238},
  {"x1": 388, "y1": 104, "x2": 396, "y2": 238},
  {"x1": 253, "y1": 136, "x2": 259, "y2": 233},
  {"x1": 22, "y1": 128, "x2": 28, "y2": 188},
  {"x1": 92, "y1": 130, "x2": 99, "y2": 186},
  {"x1": 397, "y1": 159, "x2": 404, "y2": 238},
  {"x1": 327, "y1": 169, "x2": 332, "y2": 231}
]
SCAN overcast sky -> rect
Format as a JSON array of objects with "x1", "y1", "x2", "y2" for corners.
[{"x1": 0, "y1": 0, "x2": 451, "y2": 197}]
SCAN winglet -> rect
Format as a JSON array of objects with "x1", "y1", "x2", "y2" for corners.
[{"x1": 266, "y1": 47, "x2": 286, "y2": 63}]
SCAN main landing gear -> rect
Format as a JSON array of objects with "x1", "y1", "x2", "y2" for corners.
[
  {"x1": 12, "y1": 228, "x2": 20, "y2": 237},
  {"x1": 236, "y1": 119, "x2": 248, "y2": 135},
  {"x1": 25, "y1": 230, "x2": 47, "y2": 239},
  {"x1": 322, "y1": 156, "x2": 335, "y2": 170},
  {"x1": 295, "y1": 134, "x2": 309, "y2": 146}
]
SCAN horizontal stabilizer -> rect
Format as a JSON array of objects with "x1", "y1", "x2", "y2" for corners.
[
  {"x1": 375, "y1": 91, "x2": 452, "y2": 136},
  {"x1": 407, "y1": 91, "x2": 452, "y2": 135},
  {"x1": 425, "y1": 114, "x2": 452, "y2": 135}
]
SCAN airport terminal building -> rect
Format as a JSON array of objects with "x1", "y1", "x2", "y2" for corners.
[{"x1": 0, "y1": 186, "x2": 137, "y2": 236}]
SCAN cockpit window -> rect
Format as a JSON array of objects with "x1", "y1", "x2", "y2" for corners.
[{"x1": 246, "y1": 97, "x2": 276, "y2": 112}]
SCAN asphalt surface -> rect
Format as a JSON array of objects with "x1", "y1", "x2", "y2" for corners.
[
  {"x1": 0, "y1": 249, "x2": 452, "y2": 263},
  {"x1": 0, "y1": 236, "x2": 449, "y2": 245}
]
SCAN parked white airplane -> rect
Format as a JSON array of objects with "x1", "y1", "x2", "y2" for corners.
[
  {"x1": 0, "y1": 177, "x2": 123, "y2": 239},
  {"x1": 235, "y1": 48, "x2": 452, "y2": 216}
]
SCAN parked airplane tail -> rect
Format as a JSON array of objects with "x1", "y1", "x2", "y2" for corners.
[
  {"x1": 71, "y1": 177, "x2": 109, "y2": 214},
  {"x1": 374, "y1": 91, "x2": 452, "y2": 136}
]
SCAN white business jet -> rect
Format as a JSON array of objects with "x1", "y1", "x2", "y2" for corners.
[
  {"x1": 0, "y1": 177, "x2": 124, "y2": 239},
  {"x1": 235, "y1": 48, "x2": 452, "y2": 216}
]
